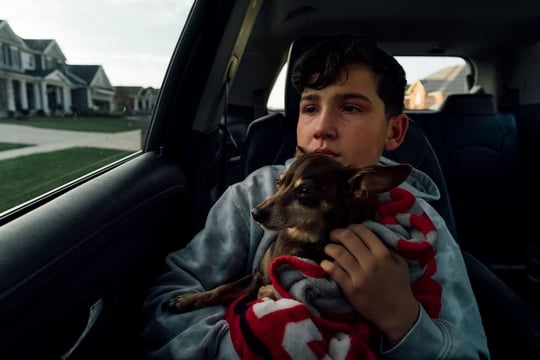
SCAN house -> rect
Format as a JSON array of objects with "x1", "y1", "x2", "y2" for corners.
[
  {"x1": 0, "y1": 19, "x2": 115, "y2": 118},
  {"x1": 66, "y1": 64, "x2": 115, "y2": 113},
  {"x1": 114, "y1": 86, "x2": 159, "y2": 115},
  {"x1": 405, "y1": 65, "x2": 469, "y2": 110}
]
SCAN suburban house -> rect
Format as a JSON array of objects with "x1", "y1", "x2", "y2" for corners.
[
  {"x1": 405, "y1": 64, "x2": 469, "y2": 110},
  {"x1": 114, "y1": 86, "x2": 159, "y2": 115},
  {"x1": 0, "y1": 19, "x2": 158, "y2": 119},
  {"x1": 65, "y1": 64, "x2": 115, "y2": 113}
]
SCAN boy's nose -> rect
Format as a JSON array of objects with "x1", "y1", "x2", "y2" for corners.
[{"x1": 313, "y1": 110, "x2": 337, "y2": 140}]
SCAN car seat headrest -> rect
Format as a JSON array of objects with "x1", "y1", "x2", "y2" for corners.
[
  {"x1": 284, "y1": 36, "x2": 327, "y2": 128},
  {"x1": 440, "y1": 94, "x2": 497, "y2": 115}
]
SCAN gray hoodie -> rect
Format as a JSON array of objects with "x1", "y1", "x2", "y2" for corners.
[{"x1": 141, "y1": 156, "x2": 490, "y2": 359}]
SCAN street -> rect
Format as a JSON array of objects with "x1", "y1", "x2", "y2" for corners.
[{"x1": 0, "y1": 123, "x2": 141, "y2": 160}]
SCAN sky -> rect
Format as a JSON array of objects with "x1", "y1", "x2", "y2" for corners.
[
  {"x1": 1, "y1": 0, "x2": 194, "y2": 88},
  {"x1": 2, "y1": 0, "x2": 464, "y2": 106}
]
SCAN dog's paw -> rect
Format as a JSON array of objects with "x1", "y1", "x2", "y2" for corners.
[
  {"x1": 165, "y1": 293, "x2": 201, "y2": 313},
  {"x1": 257, "y1": 284, "x2": 276, "y2": 299}
]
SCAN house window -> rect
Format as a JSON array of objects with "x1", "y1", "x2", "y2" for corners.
[
  {"x1": 27, "y1": 53, "x2": 35, "y2": 69},
  {"x1": 11, "y1": 47, "x2": 21, "y2": 68},
  {"x1": 3, "y1": 44, "x2": 11, "y2": 66},
  {"x1": 415, "y1": 92, "x2": 422, "y2": 107}
]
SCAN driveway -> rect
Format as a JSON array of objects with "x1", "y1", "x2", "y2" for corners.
[{"x1": 0, "y1": 123, "x2": 142, "y2": 161}]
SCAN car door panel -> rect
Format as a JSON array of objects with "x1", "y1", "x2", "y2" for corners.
[{"x1": 0, "y1": 151, "x2": 192, "y2": 359}]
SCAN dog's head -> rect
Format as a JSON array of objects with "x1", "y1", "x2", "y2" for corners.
[{"x1": 251, "y1": 153, "x2": 411, "y2": 242}]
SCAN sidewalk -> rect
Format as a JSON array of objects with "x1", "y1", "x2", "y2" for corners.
[{"x1": 0, "y1": 123, "x2": 142, "y2": 161}]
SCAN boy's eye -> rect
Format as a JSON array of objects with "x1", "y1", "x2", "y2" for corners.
[
  {"x1": 342, "y1": 104, "x2": 361, "y2": 112},
  {"x1": 302, "y1": 105, "x2": 318, "y2": 115}
]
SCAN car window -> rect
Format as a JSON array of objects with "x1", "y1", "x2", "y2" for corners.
[
  {"x1": 268, "y1": 56, "x2": 468, "y2": 111},
  {"x1": 0, "y1": 0, "x2": 192, "y2": 214}
]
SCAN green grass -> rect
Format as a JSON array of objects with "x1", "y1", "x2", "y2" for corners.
[
  {"x1": 0, "y1": 115, "x2": 143, "y2": 214},
  {"x1": 0, "y1": 142, "x2": 32, "y2": 151},
  {"x1": 0, "y1": 147, "x2": 131, "y2": 213},
  {"x1": 0, "y1": 115, "x2": 145, "y2": 132}
]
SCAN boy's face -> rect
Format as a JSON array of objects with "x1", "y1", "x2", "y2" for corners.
[{"x1": 296, "y1": 64, "x2": 408, "y2": 167}]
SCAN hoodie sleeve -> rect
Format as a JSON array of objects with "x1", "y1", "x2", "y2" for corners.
[
  {"x1": 140, "y1": 167, "x2": 279, "y2": 360},
  {"x1": 379, "y1": 199, "x2": 490, "y2": 360}
]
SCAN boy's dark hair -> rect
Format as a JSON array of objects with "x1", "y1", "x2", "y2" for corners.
[{"x1": 291, "y1": 35, "x2": 407, "y2": 118}]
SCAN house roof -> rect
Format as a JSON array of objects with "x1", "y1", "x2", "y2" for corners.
[
  {"x1": 64, "y1": 72, "x2": 88, "y2": 86},
  {"x1": 24, "y1": 39, "x2": 54, "y2": 52},
  {"x1": 24, "y1": 39, "x2": 67, "y2": 61},
  {"x1": 115, "y1": 86, "x2": 160, "y2": 97},
  {"x1": 115, "y1": 86, "x2": 144, "y2": 96},
  {"x1": 0, "y1": 20, "x2": 28, "y2": 48},
  {"x1": 66, "y1": 65, "x2": 101, "y2": 83},
  {"x1": 420, "y1": 65, "x2": 468, "y2": 94}
]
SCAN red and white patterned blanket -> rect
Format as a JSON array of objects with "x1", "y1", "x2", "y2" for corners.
[{"x1": 225, "y1": 187, "x2": 442, "y2": 359}]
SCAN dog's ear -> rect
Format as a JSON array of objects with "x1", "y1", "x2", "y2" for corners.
[{"x1": 348, "y1": 164, "x2": 412, "y2": 199}]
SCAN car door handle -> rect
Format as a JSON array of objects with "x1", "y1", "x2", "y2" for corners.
[{"x1": 60, "y1": 298, "x2": 104, "y2": 360}]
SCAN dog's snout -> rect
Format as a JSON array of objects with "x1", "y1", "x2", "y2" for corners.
[{"x1": 251, "y1": 207, "x2": 269, "y2": 223}]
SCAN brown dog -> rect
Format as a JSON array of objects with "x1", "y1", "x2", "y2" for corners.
[{"x1": 167, "y1": 152, "x2": 412, "y2": 313}]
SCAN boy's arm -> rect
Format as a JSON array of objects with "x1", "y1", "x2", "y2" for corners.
[
  {"x1": 140, "y1": 165, "x2": 281, "y2": 359},
  {"x1": 140, "y1": 184, "x2": 257, "y2": 359},
  {"x1": 381, "y1": 201, "x2": 490, "y2": 359}
]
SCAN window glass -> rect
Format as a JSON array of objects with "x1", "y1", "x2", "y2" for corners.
[
  {"x1": 0, "y1": 0, "x2": 193, "y2": 214},
  {"x1": 268, "y1": 56, "x2": 468, "y2": 111}
]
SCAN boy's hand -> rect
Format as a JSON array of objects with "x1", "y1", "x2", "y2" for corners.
[{"x1": 320, "y1": 223, "x2": 419, "y2": 346}]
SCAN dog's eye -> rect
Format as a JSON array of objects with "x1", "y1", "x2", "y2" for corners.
[
  {"x1": 275, "y1": 177, "x2": 281, "y2": 188},
  {"x1": 297, "y1": 185, "x2": 312, "y2": 195}
]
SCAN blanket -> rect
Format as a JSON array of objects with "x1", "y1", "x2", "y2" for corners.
[{"x1": 225, "y1": 187, "x2": 442, "y2": 359}]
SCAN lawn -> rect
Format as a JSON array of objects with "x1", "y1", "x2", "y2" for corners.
[
  {"x1": 0, "y1": 142, "x2": 32, "y2": 151},
  {"x1": 0, "y1": 115, "x2": 142, "y2": 214},
  {"x1": 0, "y1": 147, "x2": 131, "y2": 213}
]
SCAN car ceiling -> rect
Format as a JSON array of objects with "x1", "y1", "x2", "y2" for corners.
[
  {"x1": 229, "y1": 0, "x2": 540, "y2": 107},
  {"x1": 251, "y1": 0, "x2": 540, "y2": 53}
]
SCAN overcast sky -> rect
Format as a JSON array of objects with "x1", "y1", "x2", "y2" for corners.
[
  {"x1": 2, "y1": 0, "x2": 463, "y2": 106},
  {"x1": 1, "y1": 0, "x2": 193, "y2": 88}
]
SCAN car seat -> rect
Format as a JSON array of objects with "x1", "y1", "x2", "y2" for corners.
[{"x1": 414, "y1": 94, "x2": 527, "y2": 259}]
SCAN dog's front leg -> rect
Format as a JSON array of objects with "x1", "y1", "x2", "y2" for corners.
[{"x1": 167, "y1": 272, "x2": 264, "y2": 313}]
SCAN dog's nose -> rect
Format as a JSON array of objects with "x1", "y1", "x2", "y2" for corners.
[{"x1": 251, "y1": 207, "x2": 268, "y2": 223}]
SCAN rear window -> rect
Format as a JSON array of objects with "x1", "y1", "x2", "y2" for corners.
[{"x1": 268, "y1": 56, "x2": 468, "y2": 111}]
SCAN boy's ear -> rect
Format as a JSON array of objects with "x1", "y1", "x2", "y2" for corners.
[
  {"x1": 348, "y1": 164, "x2": 412, "y2": 198},
  {"x1": 384, "y1": 114, "x2": 409, "y2": 151},
  {"x1": 295, "y1": 146, "x2": 306, "y2": 157}
]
